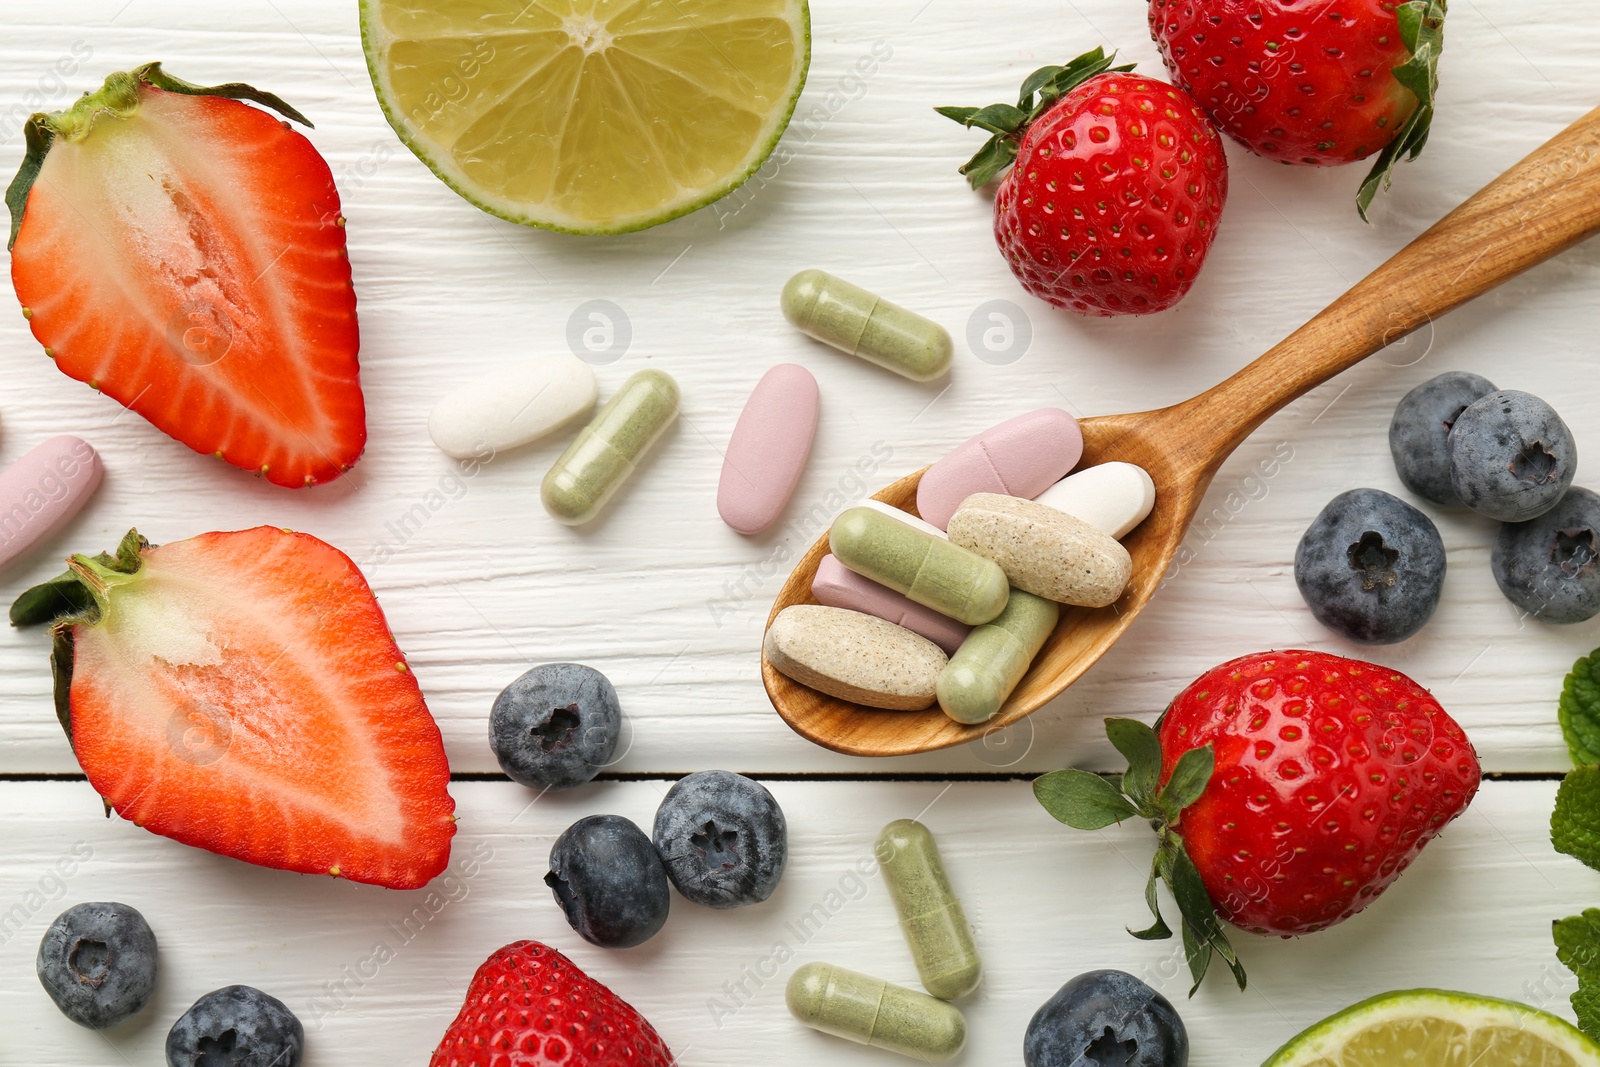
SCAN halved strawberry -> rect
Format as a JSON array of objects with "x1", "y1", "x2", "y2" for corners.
[
  {"x1": 6, "y1": 64, "x2": 364, "y2": 487},
  {"x1": 11, "y1": 527, "x2": 455, "y2": 890}
]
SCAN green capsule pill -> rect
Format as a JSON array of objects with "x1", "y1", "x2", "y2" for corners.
[
  {"x1": 877, "y1": 819, "x2": 983, "y2": 1000},
  {"x1": 781, "y1": 269, "x2": 953, "y2": 381},
  {"x1": 541, "y1": 369, "x2": 679, "y2": 525},
  {"x1": 786, "y1": 961, "x2": 966, "y2": 1062},
  {"x1": 830, "y1": 506, "x2": 1008, "y2": 626},
  {"x1": 937, "y1": 589, "x2": 1060, "y2": 725}
]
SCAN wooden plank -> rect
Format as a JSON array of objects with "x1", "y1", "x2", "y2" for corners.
[
  {"x1": 0, "y1": 2, "x2": 1596, "y2": 777},
  {"x1": 0, "y1": 779, "x2": 1586, "y2": 1065}
]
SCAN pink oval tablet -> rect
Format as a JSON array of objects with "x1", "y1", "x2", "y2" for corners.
[
  {"x1": 916, "y1": 408, "x2": 1082, "y2": 529},
  {"x1": 718, "y1": 364, "x2": 820, "y2": 534},
  {"x1": 0, "y1": 436, "x2": 102, "y2": 569},
  {"x1": 812, "y1": 554, "x2": 970, "y2": 654}
]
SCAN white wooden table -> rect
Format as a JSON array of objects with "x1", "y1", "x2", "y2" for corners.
[{"x1": 2, "y1": 1, "x2": 1598, "y2": 1063}]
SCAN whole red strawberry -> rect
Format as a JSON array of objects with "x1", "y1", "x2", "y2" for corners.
[
  {"x1": 1149, "y1": 0, "x2": 1446, "y2": 216},
  {"x1": 1035, "y1": 649, "x2": 1479, "y2": 991},
  {"x1": 939, "y1": 48, "x2": 1228, "y2": 316},
  {"x1": 7, "y1": 63, "x2": 364, "y2": 487},
  {"x1": 430, "y1": 941, "x2": 675, "y2": 1067}
]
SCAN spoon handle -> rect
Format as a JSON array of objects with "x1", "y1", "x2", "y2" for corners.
[{"x1": 1172, "y1": 102, "x2": 1600, "y2": 468}]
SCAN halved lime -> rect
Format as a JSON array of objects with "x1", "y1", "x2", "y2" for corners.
[
  {"x1": 360, "y1": 0, "x2": 810, "y2": 234},
  {"x1": 1264, "y1": 990, "x2": 1600, "y2": 1067}
]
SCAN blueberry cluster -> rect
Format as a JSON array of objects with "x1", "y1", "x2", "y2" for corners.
[
  {"x1": 546, "y1": 769, "x2": 788, "y2": 949},
  {"x1": 1297, "y1": 373, "x2": 1597, "y2": 642},
  {"x1": 37, "y1": 901, "x2": 303, "y2": 1065}
]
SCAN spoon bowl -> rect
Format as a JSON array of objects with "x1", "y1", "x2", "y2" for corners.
[{"x1": 763, "y1": 102, "x2": 1600, "y2": 757}]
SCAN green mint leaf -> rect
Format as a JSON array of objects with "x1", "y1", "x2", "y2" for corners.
[
  {"x1": 1033, "y1": 769, "x2": 1137, "y2": 830},
  {"x1": 1560, "y1": 649, "x2": 1600, "y2": 767},
  {"x1": 1106, "y1": 717, "x2": 1163, "y2": 809},
  {"x1": 1555, "y1": 910, "x2": 1600, "y2": 1041},
  {"x1": 1553, "y1": 766, "x2": 1600, "y2": 872},
  {"x1": 1158, "y1": 744, "x2": 1215, "y2": 817}
]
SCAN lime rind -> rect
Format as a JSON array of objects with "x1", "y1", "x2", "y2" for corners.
[
  {"x1": 1264, "y1": 989, "x2": 1600, "y2": 1067},
  {"x1": 358, "y1": 0, "x2": 810, "y2": 236}
]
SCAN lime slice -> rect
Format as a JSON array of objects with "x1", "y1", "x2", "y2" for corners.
[
  {"x1": 1264, "y1": 990, "x2": 1600, "y2": 1067},
  {"x1": 360, "y1": 0, "x2": 809, "y2": 234}
]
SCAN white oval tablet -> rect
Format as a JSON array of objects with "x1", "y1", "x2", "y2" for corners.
[
  {"x1": 857, "y1": 498, "x2": 947, "y2": 539},
  {"x1": 0, "y1": 435, "x2": 102, "y2": 570},
  {"x1": 1033, "y1": 462, "x2": 1156, "y2": 539},
  {"x1": 428, "y1": 354, "x2": 598, "y2": 459}
]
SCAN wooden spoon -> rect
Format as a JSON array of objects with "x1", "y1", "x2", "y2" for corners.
[{"x1": 763, "y1": 103, "x2": 1600, "y2": 757}]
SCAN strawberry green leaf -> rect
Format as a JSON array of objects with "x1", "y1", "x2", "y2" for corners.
[
  {"x1": 955, "y1": 138, "x2": 1019, "y2": 189},
  {"x1": 7, "y1": 64, "x2": 310, "y2": 250},
  {"x1": 1034, "y1": 769, "x2": 1138, "y2": 830},
  {"x1": 131, "y1": 62, "x2": 311, "y2": 128},
  {"x1": 1017, "y1": 64, "x2": 1068, "y2": 108},
  {"x1": 1356, "y1": 0, "x2": 1446, "y2": 220},
  {"x1": 1158, "y1": 744, "x2": 1215, "y2": 817},
  {"x1": 937, "y1": 46, "x2": 1134, "y2": 189},
  {"x1": 1554, "y1": 909, "x2": 1600, "y2": 1041},
  {"x1": 1560, "y1": 649, "x2": 1600, "y2": 768},
  {"x1": 9, "y1": 573, "x2": 93, "y2": 627},
  {"x1": 1106, "y1": 717, "x2": 1163, "y2": 808},
  {"x1": 1171, "y1": 843, "x2": 1248, "y2": 994},
  {"x1": 1553, "y1": 766, "x2": 1600, "y2": 872},
  {"x1": 1130, "y1": 853, "x2": 1173, "y2": 941}
]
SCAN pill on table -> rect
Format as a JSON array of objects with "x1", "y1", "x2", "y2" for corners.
[
  {"x1": 938, "y1": 590, "x2": 1059, "y2": 724},
  {"x1": 1033, "y1": 461, "x2": 1156, "y2": 539},
  {"x1": 857, "y1": 498, "x2": 947, "y2": 539},
  {"x1": 916, "y1": 408, "x2": 1083, "y2": 529},
  {"x1": 0, "y1": 436, "x2": 101, "y2": 570},
  {"x1": 781, "y1": 269, "x2": 953, "y2": 382},
  {"x1": 542, "y1": 369, "x2": 679, "y2": 526},
  {"x1": 948, "y1": 493, "x2": 1132, "y2": 607},
  {"x1": 812, "y1": 554, "x2": 970, "y2": 654},
  {"x1": 787, "y1": 961, "x2": 967, "y2": 1062},
  {"x1": 829, "y1": 506, "x2": 1009, "y2": 626},
  {"x1": 876, "y1": 819, "x2": 983, "y2": 1000},
  {"x1": 427, "y1": 353, "x2": 598, "y2": 459},
  {"x1": 765, "y1": 605, "x2": 946, "y2": 710},
  {"x1": 718, "y1": 364, "x2": 820, "y2": 534}
]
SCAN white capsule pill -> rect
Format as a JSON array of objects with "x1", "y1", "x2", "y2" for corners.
[
  {"x1": 0, "y1": 436, "x2": 102, "y2": 570},
  {"x1": 856, "y1": 499, "x2": 948, "y2": 539},
  {"x1": 428, "y1": 353, "x2": 598, "y2": 459},
  {"x1": 1032, "y1": 462, "x2": 1156, "y2": 539}
]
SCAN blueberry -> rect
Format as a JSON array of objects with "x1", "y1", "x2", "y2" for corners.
[
  {"x1": 36, "y1": 902, "x2": 157, "y2": 1030},
  {"x1": 1294, "y1": 488, "x2": 1446, "y2": 644},
  {"x1": 1449, "y1": 389, "x2": 1576, "y2": 521},
  {"x1": 165, "y1": 985, "x2": 303, "y2": 1067},
  {"x1": 547, "y1": 814, "x2": 669, "y2": 948},
  {"x1": 1491, "y1": 486, "x2": 1600, "y2": 624},
  {"x1": 490, "y1": 663, "x2": 621, "y2": 791},
  {"x1": 1388, "y1": 371, "x2": 1497, "y2": 506},
  {"x1": 653, "y1": 770, "x2": 787, "y2": 909},
  {"x1": 1024, "y1": 970, "x2": 1187, "y2": 1067}
]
